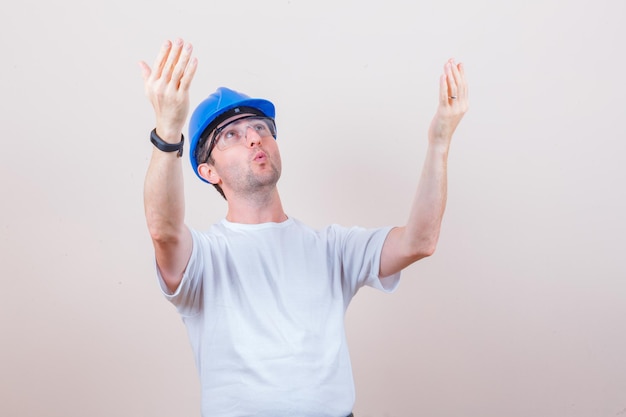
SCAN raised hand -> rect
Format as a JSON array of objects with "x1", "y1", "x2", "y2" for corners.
[
  {"x1": 139, "y1": 39, "x2": 198, "y2": 142},
  {"x1": 428, "y1": 58, "x2": 469, "y2": 144}
]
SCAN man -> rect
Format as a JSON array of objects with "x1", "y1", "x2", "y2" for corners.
[{"x1": 139, "y1": 38, "x2": 468, "y2": 417}]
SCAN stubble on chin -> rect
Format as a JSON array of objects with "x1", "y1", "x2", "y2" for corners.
[
  {"x1": 223, "y1": 157, "x2": 281, "y2": 197},
  {"x1": 247, "y1": 159, "x2": 281, "y2": 189}
]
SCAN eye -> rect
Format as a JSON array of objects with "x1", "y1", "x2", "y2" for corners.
[
  {"x1": 221, "y1": 128, "x2": 240, "y2": 142},
  {"x1": 252, "y1": 122, "x2": 270, "y2": 135}
]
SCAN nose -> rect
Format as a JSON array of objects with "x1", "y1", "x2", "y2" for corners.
[{"x1": 245, "y1": 126, "x2": 262, "y2": 147}]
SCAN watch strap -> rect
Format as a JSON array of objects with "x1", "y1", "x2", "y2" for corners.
[{"x1": 150, "y1": 128, "x2": 184, "y2": 157}]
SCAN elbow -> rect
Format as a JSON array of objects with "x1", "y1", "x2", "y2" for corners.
[
  {"x1": 406, "y1": 236, "x2": 439, "y2": 261},
  {"x1": 400, "y1": 221, "x2": 443, "y2": 261},
  {"x1": 146, "y1": 218, "x2": 183, "y2": 245},
  {"x1": 420, "y1": 242, "x2": 438, "y2": 258},
  {"x1": 149, "y1": 228, "x2": 174, "y2": 245},
  {"x1": 149, "y1": 228, "x2": 182, "y2": 246},
  {"x1": 413, "y1": 243, "x2": 437, "y2": 260}
]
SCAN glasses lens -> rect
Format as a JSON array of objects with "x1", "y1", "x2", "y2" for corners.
[{"x1": 214, "y1": 117, "x2": 276, "y2": 150}]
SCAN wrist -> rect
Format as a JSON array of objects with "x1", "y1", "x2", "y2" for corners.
[
  {"x1": 427, "y1": 139, "x2": 451, "y2": 157},
  {"x1": 154, "y1": 125, "x2": 184, "y2": 143},
  {"x1": 150, "y1": 128, "x2": 184, "y2": 157}
]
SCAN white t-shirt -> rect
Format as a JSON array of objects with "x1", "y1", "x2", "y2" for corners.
[{"x1": 158, "y1": 217, "x2": 401, "y2": 417}]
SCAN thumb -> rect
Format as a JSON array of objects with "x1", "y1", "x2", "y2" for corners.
[{"x1": 138, "y1": 61, "x2": 151, "y2": 81}]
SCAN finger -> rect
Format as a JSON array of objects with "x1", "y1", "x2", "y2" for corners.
[
  {"x1": 445, "y1": 60, "x2": 458, "y2": 102},
  {"x1": 179, "y1": 57, "x2": 198, "y2": 92},
  {"x1": 171, "y1": 42, "x2": 194, "y2": 86},
  {"x1": 151, "y1": 40, "x2": 172, "y2": 80},
  {"x1": 449, "y1": 60, "x2": 464, "y2": 97},
  {"x1": 456, "y1": 62, "x2": 468, "y2": 99},
  {"x1": 449, "y1": 60, "x2": 461, "y2": 83},
  {"x1": 161, "y1": 38, "x2": 184, "y2": 81},
  {"x1": 138, "y1": 61, "x2": 151, "y2": 81},
  {"x1": 438, "y1": 73, "x2": 448, "y2": 106}
]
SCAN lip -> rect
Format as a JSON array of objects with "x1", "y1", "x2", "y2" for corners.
[{"x1": 253, "y1": 151, "x2": 267, "y2": 162}]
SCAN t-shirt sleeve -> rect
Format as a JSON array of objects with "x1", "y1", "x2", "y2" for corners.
[
  {"x1": 155, "y1": 228, "x2": 206, "y2": 317},
  {"x1": 337, "y1": 225, "x2": 401, "y2": 297}
]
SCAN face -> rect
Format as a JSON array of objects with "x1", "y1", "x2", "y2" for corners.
[{"x1": 198, "y1": 113, "x2": 282, "y2": 196}]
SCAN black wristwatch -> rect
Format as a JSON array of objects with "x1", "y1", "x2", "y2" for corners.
[{"x1": 150, "y1": 128, "x2": 184, "y2": 158}]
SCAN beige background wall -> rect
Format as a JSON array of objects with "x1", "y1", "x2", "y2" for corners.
[{"x1": 2, "y1": 0, "x2": 625, "y2": 416}]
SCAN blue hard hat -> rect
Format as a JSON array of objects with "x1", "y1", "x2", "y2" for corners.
[{"x1": 189, "y1": 87, "x2": 275, "y2": 183}]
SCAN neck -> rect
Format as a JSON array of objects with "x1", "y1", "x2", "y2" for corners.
[{"x1": 225, "y1": 187, "x2": 287, "y2": 224}]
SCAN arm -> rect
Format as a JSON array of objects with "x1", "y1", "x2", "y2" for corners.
[
  {"x1": 140, "y1": 39, "x2": 198, "y2": 292},
  {"x1": 380, "y1": 58, "x2": 468, "y2": 277}
]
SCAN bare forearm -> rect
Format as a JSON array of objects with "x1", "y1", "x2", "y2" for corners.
[
  {"x1": 404, "y1": 141, "x2": 450, "y2": 256},
  {"x1": 143, "y1": 135, "x2": 193, "y2": 291},
  {"x1": 383, "y1": 143, "x2": 449, "y2": 269},
  {"x1": 144, "y1": 144, "x2": 186, "y2": 242}
]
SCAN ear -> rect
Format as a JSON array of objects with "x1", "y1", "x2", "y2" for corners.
[{"x1": 198, "y1": 162, "x2": 221, "y2": 185}]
